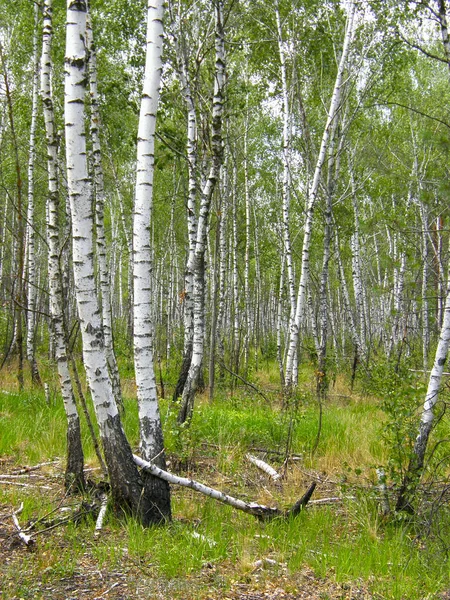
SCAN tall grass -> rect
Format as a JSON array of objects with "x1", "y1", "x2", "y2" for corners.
[{"x1": 1, "y1": 362, "x2": 450, "y2": 599}]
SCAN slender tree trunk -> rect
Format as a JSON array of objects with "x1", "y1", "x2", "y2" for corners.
[
  {"x1": 0, "y1": 41, "x2": 25, "y2": 390},
  {"x1": 284, "y1": 2, "x2": 356, "y2": 391},
  {"x1": 133, "y1": 0, "x2": 171, "y2": 521},
  {"x1": 171, "y1": 7, "x2": 198, "y2": 403},
  {"x1": 178, "y1": 0, "x2": 225, "y2": 424},
  {"x1": 86, "y1": 5, "x2": 123, "y2": 411},
  {"x1": 275, "y1": 0, "x2": 296, "y2": 385},
  {"x1": 396, "y1": 266, "x2": 450, "y2": 512},
  {"x1": 26, "y1": 1, "x2": 42, "y2": 387},
  {"x1": 42, "y1": 0, "x2": 85, "y2": 491}
]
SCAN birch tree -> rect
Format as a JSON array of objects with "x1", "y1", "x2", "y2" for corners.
[
  {"x1": 65, "y1": 0, "x2": 163, "y2": 524},
  {"x1": 178, "y1": 0, "x2": 226, "y2": 424},
  {"x1": 133, "y1": 0, "x2": 171, "y2": 520},
  {"x1": 284, "y1": 1, "x2": 357, "y2": 391},
  {"x1": 42, "y1": 0, "x2": 85, "y2": 491},
  {"x1": 26, "y1": 0, "x2": 42, "y2": 387},
  {"x1": 86, "y1": 4, "x2": 122, "y2": 412}
]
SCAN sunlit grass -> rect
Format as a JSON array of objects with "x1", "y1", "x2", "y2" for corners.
[{"x1": 1, "y1": 358, "x2": 450, "y2": 599}]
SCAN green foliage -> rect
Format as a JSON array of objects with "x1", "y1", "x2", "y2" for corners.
[{"x1": 363, "y1": 362, "x2": 425, "y2": 487}]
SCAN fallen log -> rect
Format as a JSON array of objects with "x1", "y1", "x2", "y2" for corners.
[
  {"x1": 11, "y1": 503, "x2": 33, "y2": 547},
  {"x1": 133, "y1": 454, "x2": 315, "y2": 520}
]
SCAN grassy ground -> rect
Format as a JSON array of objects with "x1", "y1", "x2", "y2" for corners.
[{"x1": 1, "y1": 361, "x2": 449, "y2": 599}]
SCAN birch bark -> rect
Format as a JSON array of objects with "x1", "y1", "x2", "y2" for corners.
[
  {"x1": 86, "y1": 6, "x2": 123, "y2": 412},
  {"x1": 275, "y1": 0, "x2": 296, "y2": 385},
  {"x1": 42, "y1": 0, "x2": 84, "y2": 491},
  {"x1": 65, "y1": 0, "x2": 157, "y2": 524},
  {"x1": 26, "y1": 1, "x2": 42, "y2": 387},
  {"x1": 178, "y1": 0, "x2": 225, "y2": 424},
  {"x1": 133, "y1": 0, "x2": 171, "y2": 519},
  {"x1": 396, "y1": 266, "x2": 450, "y2": 512},
  {"x1": 170, "y1": 4, "x2": 198, "y2": 402},
  {"x1": 284, "y1": 1, "x2": 356, "y2": 390}
]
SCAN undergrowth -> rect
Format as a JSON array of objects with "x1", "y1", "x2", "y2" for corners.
[{"x1": 1, "y1": 360, "x2": 450, "y2": 599}]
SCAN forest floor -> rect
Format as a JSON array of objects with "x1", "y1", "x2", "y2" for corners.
[
  {"x1": 0, "y1": 456, "x2": 377, "y2": 600},
  {"x1": 1, "y1": 366, "x2": 450, "y2": 599}
]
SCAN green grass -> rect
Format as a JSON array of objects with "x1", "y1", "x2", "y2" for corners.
[{"x1": 1, "y1": 363, "x2": 450, "y2": 599}]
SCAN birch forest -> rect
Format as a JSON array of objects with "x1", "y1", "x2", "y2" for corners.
[{"x1": 2, "y1": 0, "x2": 450, "y2": 598}]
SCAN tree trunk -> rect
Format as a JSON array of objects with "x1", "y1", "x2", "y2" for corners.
[
  {"x1": 284, "y1": 1, "x2": 356, "y2": 391},
  {"x1": 42, "y1": 0, "x2": 85, "y2": 492},
  {"x1": 86, "y1": 5, "x2": 123, "y2": 412},
  {"x1": 133, "y1": 0, "x2": 171, "y2": 521},
  {"x1": 396, "y1": 267, "x2": 450, "y2": 512},
  {"x1": 26, "y1": 1, "x2": 42, "y2": 387},
  {"x1": 178, "y1": 0, "x2": 225, "y2": 424},
  {"x1": 65, "y1": 0, "x2": 155, "y2": 524}
]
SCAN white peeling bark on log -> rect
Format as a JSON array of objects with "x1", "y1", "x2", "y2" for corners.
[
  {"x1": 246, "y1": 454, "x2": 281, "y2": 481},
  {"x1": 12, "y1": 504, "x2": 33, "y2": 546},
  {"x1": 133, "y1": 454, "x2": 315, "y2": 520},
  {"x1": 94, "y1": 494, "x2": 108, "y2": 535}
]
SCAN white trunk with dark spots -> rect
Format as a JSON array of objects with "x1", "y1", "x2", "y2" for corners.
[{"x1": 42, "y1": 0, "x2": 84, "y2": 490}]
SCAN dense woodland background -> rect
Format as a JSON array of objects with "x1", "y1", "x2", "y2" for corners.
[{"x1": 1, "y1": 0, "x2": 449, "y2": 392}]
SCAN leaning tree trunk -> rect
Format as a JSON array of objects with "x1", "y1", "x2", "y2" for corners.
[
  {"x1": 65, "y1": 0, "x2": 155, "y2": 525},
  {"x1": 396, "y1": 267, "x2": 450, "y2": 512},
  {"x1": 284, "y1": 1, "x2": 356, "y2": 391},
  {"x1": 171, "y1": 8, "x2": 198, "y2": 402},
  {"x1": 42, "y1": 0, "x2": 84, "y2": 492},
  {"x1": 133, "y1": 0, "x2": 171, "y2": 522}
]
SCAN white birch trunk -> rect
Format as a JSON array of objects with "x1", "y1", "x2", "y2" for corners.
[
  {"x1": 284, "y1": 2, "x2": 356, "y2": 389},
  {"x1": 178, "y1": 0, "x2": 225, "y2": 423},
  {"x1": 65, "y1": 0, "x2": 156, "y2": 524},
  {"x1": 26, "y1": 1, "x2": 41, "y2": 387},
  {"x1": 170, "y1": 6, "x2": 198, "y2": 401},
  {"x1": 275, "y1": 0, "x2": 296, "y2": 345},
  {"x1": 42, "y1": 0, "x2": 84, "y2": 490},
  {"x1": 132, "y1": 0, "x2": 171, "y2": 520},
  {"x1": 397, "y1": 266, "x2": 450, "y2": 511},
  {"x1": 86, "y1": 7, "x2": 122, "y2": 411},
  {"x1": 244, "y1": 111, "x2": 251, "y2": 375}
]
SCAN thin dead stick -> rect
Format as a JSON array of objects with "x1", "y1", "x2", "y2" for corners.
[
  {"x1": 307, "y1": 496, "x2": 355, "y2": 505},
  {"x1": 11, "y1": 503, "x2": 33, "y2": 546},
  {"x1": 0, "y1": 474, "x2": 45, "y2": 479},
  {"x1": 11, "y1": 460, "x2": 59, "y2": 474},
  {"x1": 133, "y1": 454, "x2": 316, "y2": 520},
  {"x1": 0, "y1": 480, "x2": 53, "y2": 489},
  {"x1": 95, "y1": 494, "x2": 109, "y2": 535},
  {"x1": 217, "y1": 359, "x2": 271, "y2": 403},
  {"x1": 246, "y1": 454, "x2": 281, "y2": 481},
  {"x1": 93, "y1": 581, "x2": 121, "y2": 599}
]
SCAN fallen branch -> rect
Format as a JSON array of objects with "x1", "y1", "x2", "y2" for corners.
[
  {"x1": 0, "y1": 480, "x2": 53, "y2": 490},
  {"x1": 246, "y1": 454, "x2": 281, "y2": 481},
  {"x1": 308, "y1": 496, "x2": 355, "y2": 505},
  {"x1": 11, "y1": 460, "x2": 59, "y2": 475},
  {"x1": 95, "y1": 494, "x2": 109, "y2": 536},
  {"x1": 133, "y1": 454, "x2": 315, "y2": 520},
  {"x1": 11, "y1": 503, "x2": 33, "y2": 546}
]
